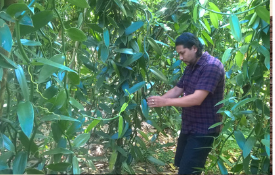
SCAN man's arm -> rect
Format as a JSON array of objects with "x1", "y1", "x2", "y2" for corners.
[
  {"x1": 147, "y1": 90, "x2": 209, "y2": 108},
  {"x1": 161, "y1": 86, "x2": 184, "y2": 98}
]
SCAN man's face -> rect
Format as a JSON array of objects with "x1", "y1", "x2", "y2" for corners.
[{"x1": 176, "y1": 45, "x2": 198, "y2": 66}]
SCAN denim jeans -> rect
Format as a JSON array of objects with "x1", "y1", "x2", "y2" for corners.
[{"x1": 174, "y1": 132, "x2": 218, "y2": 174}]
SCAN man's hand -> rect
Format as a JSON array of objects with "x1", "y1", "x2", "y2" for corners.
[{"x1": 147, "y1": 96, "x2": 166, "y2": 108}]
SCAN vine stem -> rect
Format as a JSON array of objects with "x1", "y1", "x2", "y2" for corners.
[{"x1": 197, "y1": 0, "x2": 269, "y2": 16}]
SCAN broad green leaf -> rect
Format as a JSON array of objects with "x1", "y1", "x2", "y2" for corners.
[
  {"x1": 17, "y1": 101, "x2": 34, "y2": 138},
  {"x1": 120, "y1": 103, "x2": 128, "y2": 113},
  {"x1": 208, "y1": 122, "x2": 223, "y2": 129},
  {"x1": 125, "y1": 21, "x2": 144, "y2": 35},
  {"x1": 193, "y1": 4, "x2": 198, "y2": 22},
  {"x1": 20, "y1": 39, "x2": 41, "y2": 46},
  {"x1": 68, "y1": 72, "x2": 80, "y2": 85},
  {"x1": 122, "y1": 53, "x2": 143, "y2": 67},
  {"x1": 0, "y1": 19, "x2": 12, "y2": 52},
  {"x1": 221, "y1": 48, "x2": 233, "y2": 63},
  {"x1": 224, "y1": 110, "x2": 235, "y2": 120},
  {"x1": 148, "y1": 37, "x2": 162, "y2": 55},
  {"x1": 147, "y1": 156, "x2": 165, "y2": 166},
  {"x1": 99, "y1": 103, "x2": 112, "y2": 114},
  {"x1": 243, "y1": 136, "x2": 256, "y2": 158},
  {"x1": 261, "y1": 139, "x2": 270, "y2": 148},
  {"x1": 248, "y1": 13, "x2": 258, "y2": 26},
  {"x1": 199, "y1": 20, "x2": 210, "y2": 33},
  {"x1": 210, "y1": 12, "x2": 219, "y2": 29},
  {"x1": 85, "y1": 120, "x2": 100, "y2": 133},
  {"x1": 234, "y1": 130, "x2": 246, "y2": 150},
  {"x1": 66, "y1": 27, "x2": 87, "y2": 41},
  {"x1": 73, "y1": 133, "x2": 90, "y2": 148},
  {"x1": 111, "y1": 60, "x2": 120, "y2": 78},
  {"x1": 230, "y1": 15, "x2": 242, "y2": 42},
  {"x1": 2, "y1": 134, "x2": 15, "y2": 152},
  {"x1": 114, "y1": 0, "x2": 127, "y2": 17},
  {"x1": 69, "y1": 97, "x2": 84, "y2": 111},
  {"x1": 208, "y1": 2, "x2": 222, "y2": 19},
  {"x1": 263, "y1": 134, "x2": 270, "y2": 158},
  {"x1": 37, "y1": 54, "x2": 65, "y2": 83},
  {"x1": 257, "y1": 45, "x2": 270, "y2": 70},
  {"x1": 107, "y1": 16, "x2": 119, "y2": 28},
  {"x1": 47, "y1": 163, "x2": 71, "y2": 172},
  {"x1": 217, "y1": 159, "x2": 228, "y2": 174},
  {"x1": 256, "y1": 6, "x2": 270, "y2": 24},
  {"x1": 118, "y1": 115, "x2": 123, "y2": 137},
  {"x1": 235, "y1": 51, "x2": 243, "y2": 68},
  {"x1": 51, "y1": 123, "x2": 62, "y2": 143},
  {"x1": 202, "y1": 30, "x2": 213, "y2": 45},
  {"x1": 116, "y1": 146, "x2": 127, "y2": 157},
  {"x1": 150, "y1": 67, "x2": 168, "y2": 83},
  {"x1": 72, "y1": 156, "x2": 80, "y2": 174},
  {"x1": 231, "y1": 97, "x2": 257, "y2": 111},
  {"x1": 13, "y1": 152, "x2": 28, "y2": 174},
  {"x1": 125, "y1": 81, "x2": 146, "y2": 96},
  {"x1": 109, "y1": 151, "x2": 118, "y2": 170},
  {"x1": 141, "y1": 99, "x2": 149, "y2": 119},
  {"x1": 25, "y1": 168, "x2": 44, "y2": 174},
  {"x1": 54, "y1": 90, "x2": 66, "y2": 109},
  {"x1": 215, "y1": 97, "x2": 236, "y2": 106},
  {"x1": 137, "y1": 130, "x2": 149, "y2": 141},
  {"x1": 103, "y1": 29, "x2": 110, "y2": 47},
  {"x1": 115, "y1": 48, "x2": 134, "y2": 54},
  {"x1": 41, "y1": 115, "x2": 80, "y2": 122},
  {"x1": 0, "y1": 53, "x2": 17, "y2": 69},
  {"x1": 6, "y1": 3, "x2": 29, "y2": 17},
  {"x1": 0, "y1": 68, "x2": 2, "y2": 81},
  {"x1": 130, "y1": 40, "x2": 140, "y2": 52},
  {"x1": 135, "y1": 136, "x2": 146, "y2": 149},
  {"x1": 88, "y1": 23, "x2": 103, "y2": 33},
  {"x1": 203, "y1": 19, "x2": 211, "y2": 33},
  {"x1": 67, "y1": 0, "x2": 89, "y2": 8},
  {"x1": 43, "y1": 148, "x2": 73, "y2": 155},
  {"x1": 100, "y1": 44, "x2": 109, "y2": 62},
  {"x1": 77, "y1": 13, "x2": 83, "y2": 28},
  {"x1": 36, "y1": 57, "x2": 76, "y2": 74},
  {"x1": 15, "y1": 65, "x2": 29, "y2": 101}
]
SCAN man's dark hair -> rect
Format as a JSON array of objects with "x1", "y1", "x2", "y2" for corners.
[{"x1": 175, "y1": 32, "x2": 203, "y2": 57}]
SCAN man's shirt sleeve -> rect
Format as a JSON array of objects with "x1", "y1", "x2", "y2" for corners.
[
  {"x1": 176, "y1": 73, "x2": 185, "y2": 88},
  {"x1": 196, "y1": 64, "x2": 223, "y2": 94}
]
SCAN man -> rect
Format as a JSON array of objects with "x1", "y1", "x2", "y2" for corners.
[{"x1": 147, "y1": 32, "x2": 225, "y2": 174}]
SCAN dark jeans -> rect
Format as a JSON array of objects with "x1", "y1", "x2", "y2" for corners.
[{"x1": 174, "y1": 132, "x2": 218, "y2": 174}]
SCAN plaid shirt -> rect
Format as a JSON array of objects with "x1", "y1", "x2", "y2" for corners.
[{"x1": 176, "y1": 52, "x2": 225, "y2": 134}]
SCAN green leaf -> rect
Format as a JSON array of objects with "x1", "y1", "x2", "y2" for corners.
[
  {"x1": 103, "y1": 28, "x2": 110, "y2": 47},
  {"x1": 41, "y1": 115, "x2": 80, "y2": 122},
  {"x1": 107, "y1": 16, "x2": 119, "y2": 28},
  {"x1": 248, "y1": 13, "x2": 258, "y2": 26},
  {"x1": 150, "y1": 67, "x2": 168, "y2": 83},
  {"x1": 36, "y1": 57, "x2": 76, "y2": 73},
  {"x1": 122, "y1": 53, "x2": 143, "y2": 67},
  {"x1": 125, "y1": 21, "x2": 144, "y2": 35},
  {"x1": 88, "y1": 23, "x2": 103, "y2": 33},
  {"x1": 6, "y1": 3, "x2": 29, "y2": 17},
  {"x1": 118, "y1": 116, "x2": 123, "y2": 137},
  {"x1": 235, "y1": 51, "x2": 243, "y2": 68},
  {"x1": 193, "y1": 4, "x2": 198, "y2": 22},
  {"x1": 224, "y1": 110, "x2": 235, "y2": 120},
  {"x1": 54, "y1": 90, "x2": 66, "y2": 109},
  {"x1": 15, "y1": 65, "x2": 29, "y2": 101},
  {"x1": 221, "y1": 48, "x2": 233, "y2": 63},
  {"x1": 85, "y1": 120, "x2": 100, "y2": 133},
  {"x1": 111, "y1": 60, "x2": 120, "y2": 78},
  {"x1": 17, "y1": 101, "x2": 34, "y2": 138},
  {"x1": 141, "y1": 99, "x2": 149, "y2": 119},
  {"x1": 208, "y1": 122, "x2": 223, "y2": 129},
  {"x1": 0, "y1": 68, "x2": 2, "y2": 81},
  {"x1": 135, "y1": 136, "x2": 146, "y2": 149},
  {"x1": 137, "y1": 130, "x2": 149, "y2": 141},
  {"x1": 120, "y1": 103, "x2": 128, "y2": 113},
  {"x1": 114, "y1": 0, "x2": 127, "y2": 17},
  {"x1": 20, "y1": 39, "x2": 41, "y2": 46},
  {"x1": 99, "y1": 103, "x2": 112, "y2": 114},
  {"x1": 72, "y1": 156, "x2": 80, "y2": 174},
  {"x1": 47, "y1": 163, "x2": 71, "y2": 172},
  {"x1": 109, "y1": 151, "x2": 118, "y2": 170},
  {"x1": 148, "y1": 37, "x2": 162, "y2": 55},
  {"x1": 203, "y1": 19, "x2": 211, "y2": 33},
  {"x1": 208, "y1": 2, "x2": 222, "y2": 19},
  {"x1": 261, "y1": 139, "x2": 270, "y2": 148},
  {"x1": 210, "y1": 12, "x2": 219, "y2": 29},
  {"x1": 147, "y1": 156, "x2": 165, "y2": 166},
  {"x1": 217, "y1": 159, "x2": 228, "y2": 174},
  {"x1": 68, "y1": 72, "x2": 80, "y2": 85},
  {"x1": 66, "y1": 27, "x2": 87, "y2": 41},
  {"x1": 125, "y1": 81, "x2": 146, "y2": 96},
  {"x1": 243, "y1": 136, "x2": 256, "y2": 158},
  {"x1": 67, "y1": 0, "x2": 89, "y2": 8},
  {"x1": 230, "y1": 15, "x2": 242, "y2": 42},
  {"x1": 43, "y1": 148, "x2": 73, "y2": 155},
  {"x1": 69, "y1": 97, "x2": 84, "y2": 111},
  {"x1": 256, "y1": 6, "x2": 270, "y2": 24},
  {"x1": 231, "y1": 97, "x2": 257, "y2": 111},
  {"x1": 2, "y1": 134, "x2": 15, "y2": 152},
  {"x1": 37, "y1": 54, "x2": 65, "y2": 83},
  {"x1": 13, "y1": 152, "x2": 28, "y2": 174},
  {"x1": 100, "y1": 44, "x2": 109, "y2": 62},
  {"x1": 234, "y1": 130, "x2": 246, "y2": 150},
  {"x1": 263, "y1": 134, "x2": 270, "y2": 158},
  {"x1": 0, "y1": 53, "x2": 17, "y2": 69},
  {"x1": 73, "y1": 133, "x2": 90, "y2": 148},
  {"x1": 25, "y1": 168, "x2": 44, "y2": 174},
  {"x1": 199, "y1": 20, "x2": 210, "y2": 33},
  {"x1": 115, "y1": 48, "x2": 134, "y2": 54},
  {"x1": 202, "y1": 30, "x2": 213, "y2": 45},
  {"x1": 0, "y1": 19, "x2": 12, "y2": 52}
]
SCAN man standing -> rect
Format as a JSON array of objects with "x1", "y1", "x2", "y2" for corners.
[{"x1": 147, "y1": 32, "x2": 225, "y2": 174}]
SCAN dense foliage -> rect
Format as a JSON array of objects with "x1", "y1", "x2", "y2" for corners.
[{"x1": 0, "y1": 0, "x2": 270, "y2": 174}]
